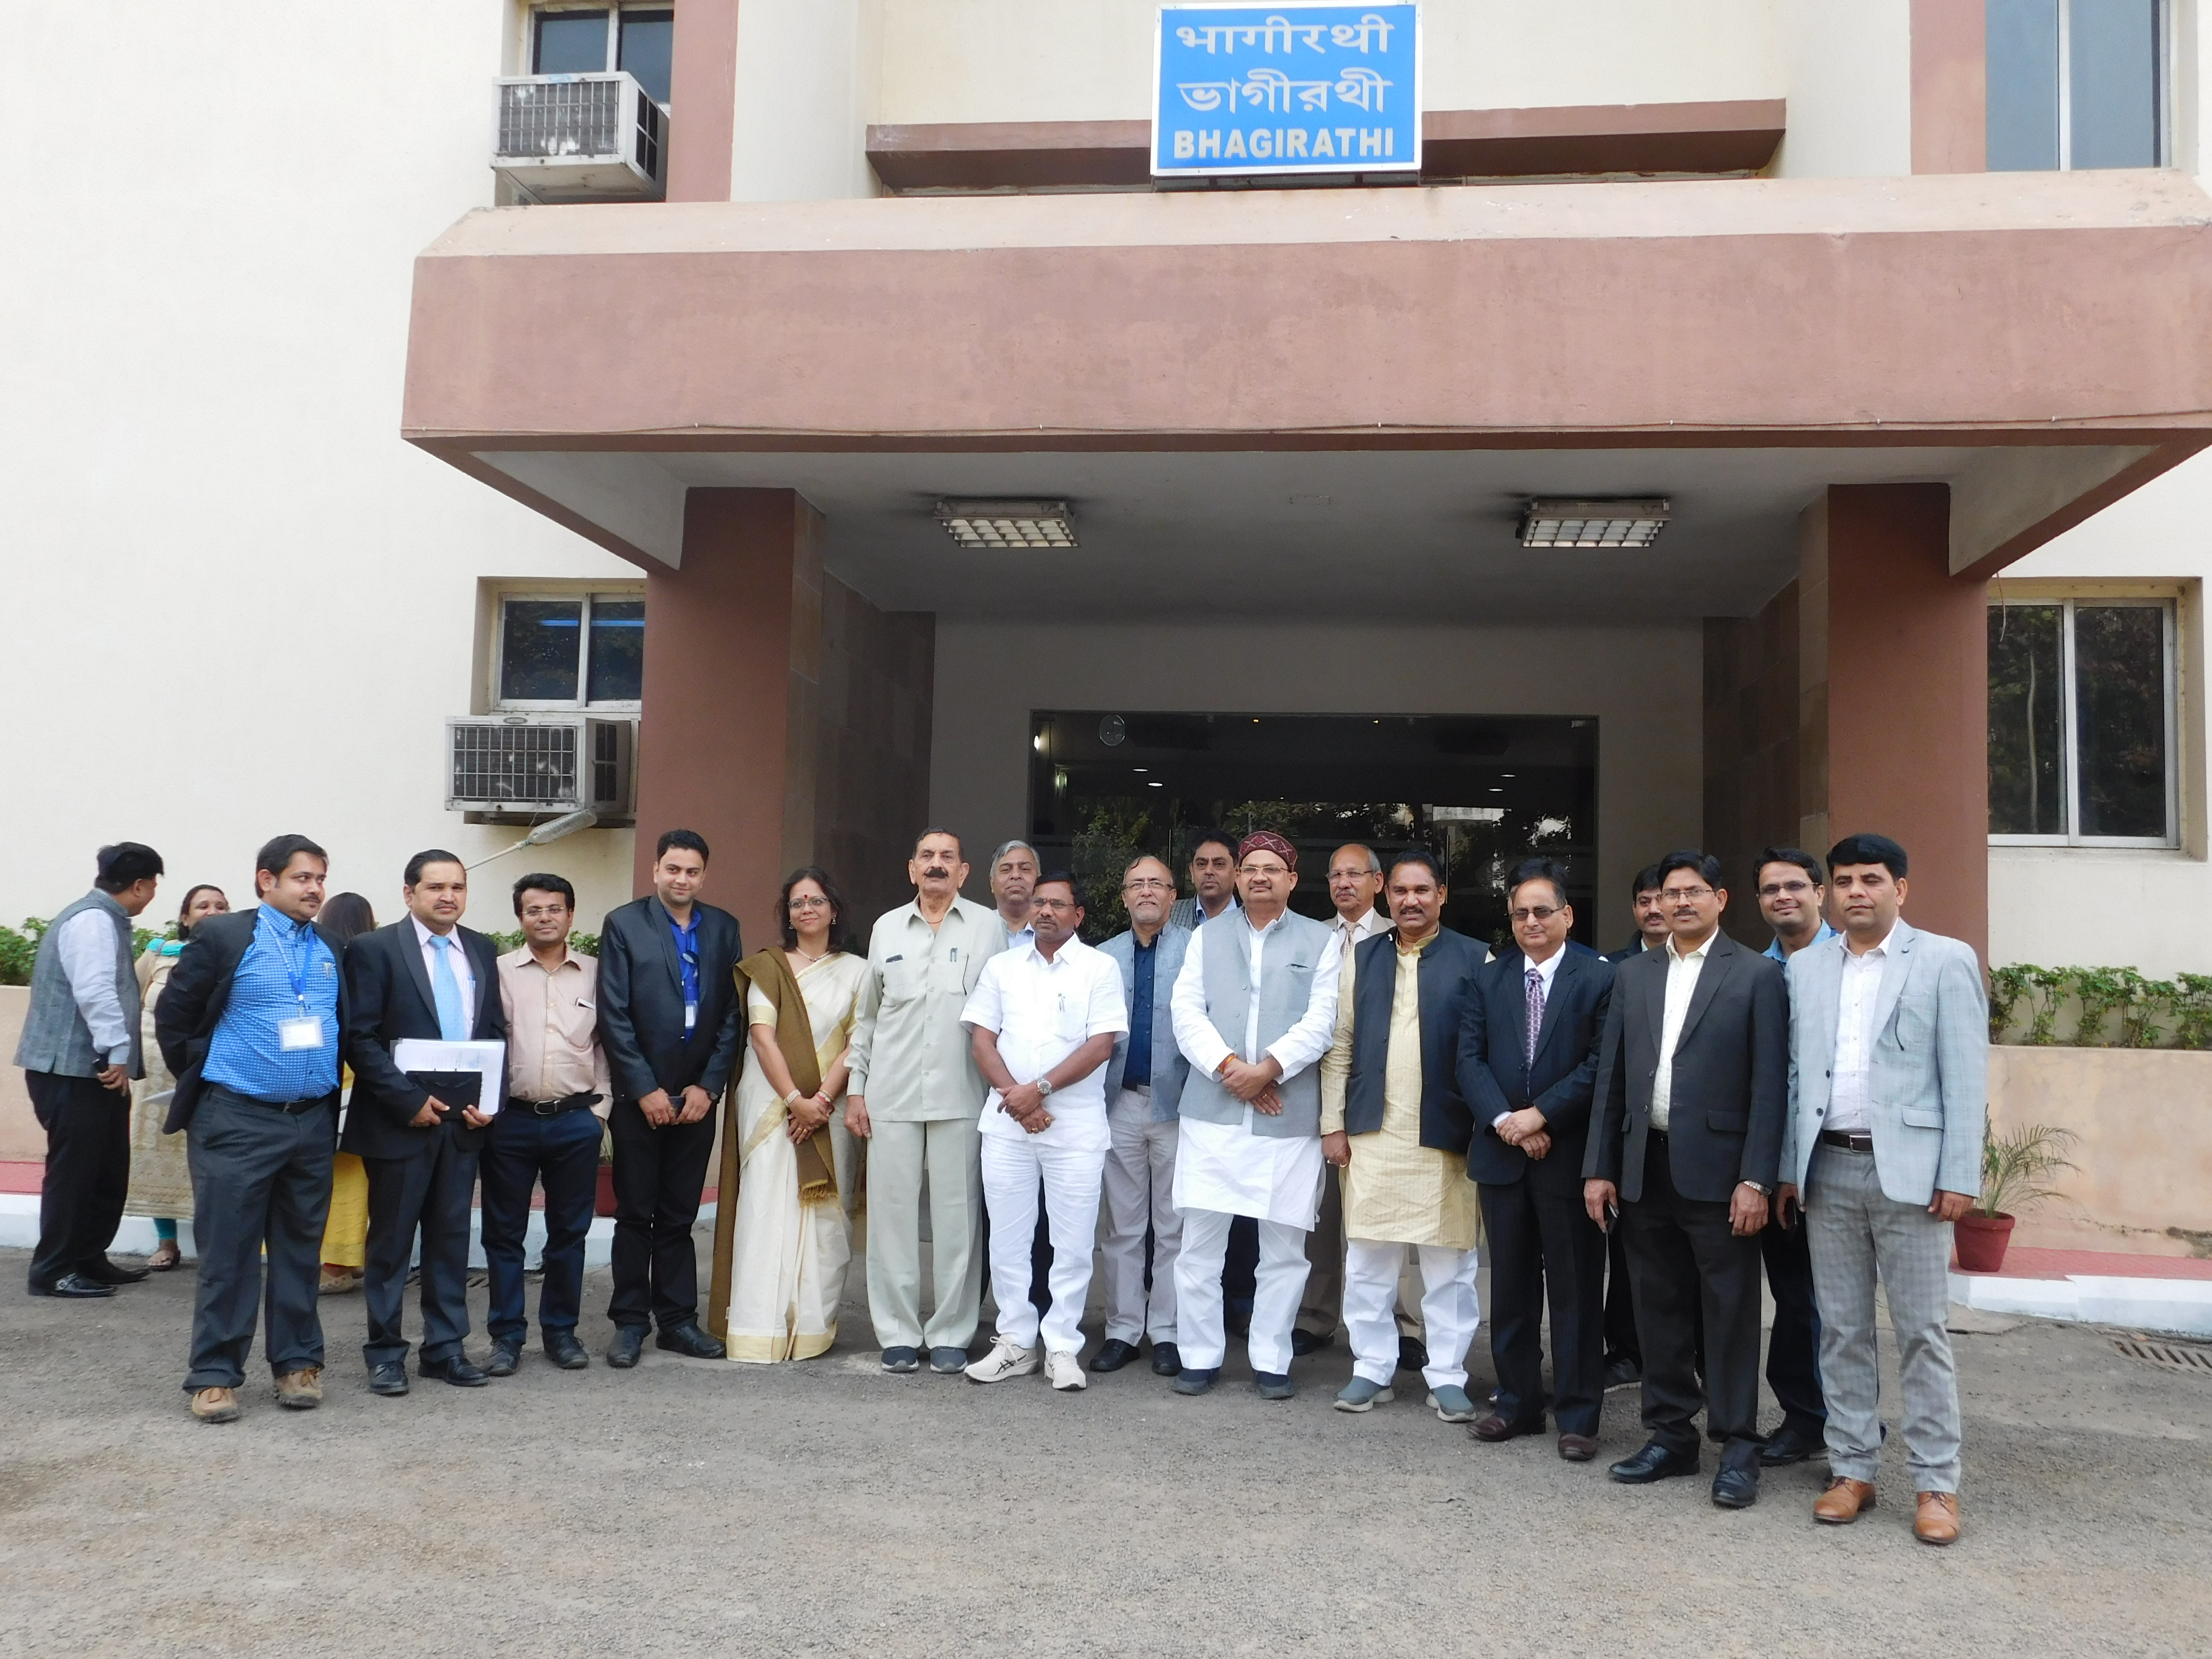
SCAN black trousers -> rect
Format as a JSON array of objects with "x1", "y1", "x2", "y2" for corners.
[
  {"x1": 480, "y1": 1104, "x2": 603, "y2": 1344},
  {"x1": 26, "y1": 1070, "x2": 132, "y2": 1289},
  {"x1": 607, "y1": 1094, "x2": 718, "y2": 1332},
  {"x1": 1603, "y1": 1224, "x2": 1641, "y2": 1370},
  {"x1": 1480, "y1": 1171, "x2": 1609, "y2": 1437},
  {"x1": 184, "y1": 1085, "x2": 336, "y2": 1389},
  {"x1": 1760, "y1": 1209, "x2": 1828, "y2": 1437},
  {"x1": 361, "y1": 1122, "x2": 479, "y2": 1370},
  {"x1": 1620, "y1": 1135, "x2": 1765, "y2": 1465}
]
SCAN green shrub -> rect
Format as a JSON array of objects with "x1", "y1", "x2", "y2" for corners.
[
  {"x1": 1992, "y1": 963, "x2": 2211, "y2": 1050},
  {"x1": 481, "y1": 929, "x2": 599, "y2": 957}
]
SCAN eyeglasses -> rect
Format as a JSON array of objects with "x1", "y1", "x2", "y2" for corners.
[
  {"x1": 1238, "y1": 862, "x2": 1289, "y2": 877},
  {"x1": 1508, "y1": 906, "x2": 1561, "y2": 924},
  {"x1": 1031, "y1": 896, "x2": 1075, "y2": 913},
  {"x1": 1122, "y1": 878, "x2": 1173, "y2": 893},
  {"x1": 1661, "y1": 885, "x2": 1715, "y2": 902},
  {"x1": 1758, "y1": 880, "x2": 1815, "y2": 898}
]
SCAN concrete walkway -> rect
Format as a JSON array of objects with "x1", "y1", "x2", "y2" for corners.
[{"x1": 3, "y1": 1240, "x2": 2209, "y2": 1658}]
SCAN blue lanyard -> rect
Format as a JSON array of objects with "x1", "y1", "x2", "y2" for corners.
[{"x1": 274, "y1": 917, "x2": 313, "y2": 1010}]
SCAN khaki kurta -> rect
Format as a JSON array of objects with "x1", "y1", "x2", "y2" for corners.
[
  {"x1": 1320, "y1": 931, "x2": 1478, "y2": 1250},
  {"x1": 124, "y1": 948, "x2": 195, "y2": 1218}
]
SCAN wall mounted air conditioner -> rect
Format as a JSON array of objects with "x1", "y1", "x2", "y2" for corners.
[
  {"x1": 493, "y1": 72, "x2": 667, "y2": 201},
  {"x1": 447, "y1": 717, "x2": 635, "y2": 818}
]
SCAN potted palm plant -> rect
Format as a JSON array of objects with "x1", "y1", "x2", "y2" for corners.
[{"x1": 1955, "y1": 1123, "x2": 2080, "y2": 1273}]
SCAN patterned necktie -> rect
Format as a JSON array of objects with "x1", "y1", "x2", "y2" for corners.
[
  {"x1": 1524, "y1": 966, "x2": 1546, "y2": 1067},
  {"x1": 430, "y1": 933, "x2": 469, "y2": 1042}
]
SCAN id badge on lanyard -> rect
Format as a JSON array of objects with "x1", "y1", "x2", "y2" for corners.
[
  {"x1": 278, "y1": 930, "x2": 324, "y2": 1050},
  {"x1": 685, "y1": 1000, "x2": 697, "y2": 1033}
]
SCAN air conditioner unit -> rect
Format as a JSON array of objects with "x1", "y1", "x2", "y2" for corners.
[
  {"x1": 493, "y1": 72, "x2": 667, "y2": 201},
  {"x1": 447, "y1": 717, "x2": 635, "y2": 817}
]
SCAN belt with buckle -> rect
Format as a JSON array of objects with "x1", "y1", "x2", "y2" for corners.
[
  {"x1": 509, "y1": 1094, "x2": 601, "y2": 1118},
  {"x1": 1819, "y1": 1129, "x2": 1874, "y2": 1153}
]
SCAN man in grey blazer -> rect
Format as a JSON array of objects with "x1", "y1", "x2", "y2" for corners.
[
  {"x1": 1778, "y1": 833, "x2": 1984, "y2": 1546},
  {"x1": 1585, "y1": 851, "x2": 1788, "y2": 1510}
]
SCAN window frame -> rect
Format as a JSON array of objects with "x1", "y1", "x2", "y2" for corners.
[
  {"x1": 529, "y1": 3, "x2": 674, "y2": 105},
  {"x1": 490, "y1": 587, "x2": 647, "y2": 713},
  {"x1": 1988, "y1": 589, "x2": 2180, "y2": 850},
  {"x1": 1989, "y1": 0, "x2": 2172, "y2": 171}
]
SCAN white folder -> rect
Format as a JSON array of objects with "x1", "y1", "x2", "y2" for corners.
[{"x1": 390, "y1": 1039, "x2": 507, "y2": 1117}]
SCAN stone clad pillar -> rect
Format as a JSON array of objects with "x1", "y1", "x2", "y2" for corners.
[{"x1": 1799, "y1": 484, "x2": 1989, "y2": 959}]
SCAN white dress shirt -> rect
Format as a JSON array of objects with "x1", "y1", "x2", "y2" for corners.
[
  {"x1": 1648, "y1": 930, "x2": 1714, "y2": 1133},
  {"x1": 1169, "y1": 909, "x2": 1344, "y2": 1089},
  {"x1": 1827, "y1": 928, "x2": 1893, "y2": 1135},
  {"x1": 56, "y1": 907, "x2": 133, "y2": 1064},
  {"x1": 1495, "y1": 944, "x2": 1566, "y2": 1130},
  {"x1": 961, "y1": 935, "x2": 1128, "y2": 1145},
  {"x1": 1330, "y1": 906, "x2": 1389, "y2": 951},
  {"x1": 412, "y1": 915, "x2": 478, "y2": 1031}
]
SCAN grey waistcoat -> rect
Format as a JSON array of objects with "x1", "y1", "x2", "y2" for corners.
[
  {"x1": 12, "y1": 890, "x2": 141, "y2": 1079},
  {"x1": 1176, "y1": 909, "x2": 1331, "y2": 1139}
]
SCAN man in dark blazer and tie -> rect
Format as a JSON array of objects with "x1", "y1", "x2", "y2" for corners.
[
  {"x1": 596, "y1": 829, "x2": 743, "y2": 1367},
  {"x1": 1584, "y1": 850, "x2": 1788, "y2": 1510},
  {"x1": 342, "y1": 850, "x2": 508, "y2": 1395},
  {"x1": 1458, "y1": 857, "x2": 1616, "y2": 1461}
]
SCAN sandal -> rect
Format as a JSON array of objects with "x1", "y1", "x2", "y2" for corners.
[{"x1": 148, "y1": 1240, "x2": 182, "y2": 1272}]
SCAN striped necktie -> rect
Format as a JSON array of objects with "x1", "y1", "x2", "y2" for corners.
[{"x1": 1524, "y1": 966, "x2": 1545, "y2": 1067}]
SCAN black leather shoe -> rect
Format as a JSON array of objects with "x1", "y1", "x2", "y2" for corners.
[
  {"x1": 1089, "y1": 1338, "x2": 1141, "y2": 1373},
  {"x1": 1173, "y1": 1366, "x2": 1220, "y2": 1396},
  {"x1": 545, "y1": 1331, "x2": 589, "y2": 1370},
  {"x1": 1712, "y1": 1465, "x2": 1761, "y2": 1509},
  {"x1": 1759, "y1": 1424, "x2": 1826, "y2": 1467},
  {"x1": 1149, "y1": 1341, "x2": 1181, "y2": 1376},
  {"x1": 1291, "y1": 1328, "x2": 1335, "y2": 1357},
  {"x1": 1398, "y1": 1335, "x2": 1429, "y2": 1373},
  {"x1": 31, "y1": 1273, "x2": 116, "y2": 1298},
  {"x1": 420, "y1": 1354, "x2": 489, "y2": 1387},
  {"x1": 82, "y1": 1260, "x2": 151, "y2": 1285},
  {"x1": 657, "y1": 1321, "x2": 726, "y2": 1359},
  {"x1": 1603, "y1": 1357, "x2": 1642, "y2": 1391},
  {"x1": 607, "y1": 1327, "x2": 647, "y2": 1369},
  {"x1": 1609, "y1": 1440, "x2": 1700, "y2": 1484},
  {"x1": 484, "y1": 1341, "x2": 521, "y2": 1378},
  {"x1": 368, "y1": 1361, "x2": 410, "y2": 1397}
]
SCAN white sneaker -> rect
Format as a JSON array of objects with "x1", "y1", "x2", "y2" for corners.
[
  {"x1": 964, "y1": 1338, "x2": 1041, "y2": 1384},
  {"x1": 1045, "y1": 1350, "x2": 1087, "y2": 1391}
]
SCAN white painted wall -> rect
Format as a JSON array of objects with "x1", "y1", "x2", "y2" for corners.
[
  {"x1": 1988, "y1": 451, "x2": 2212, "y2": 978},
  {"x1": 927, "y1": 619, "x2": 1704, "y2": 936},
  {"x1": 732, "y1": 0, "x2": 880, "y2": 200},
  {"x1": 0, "y1": 2, "x2": 639, "y2": 932},
  {"x1": 1770, "y1": 0, "x2": 1913, "y2": 177}
]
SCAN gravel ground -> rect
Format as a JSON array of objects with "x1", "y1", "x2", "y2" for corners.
[{"x1": 4, "y1": 1237, "x2": 2209, "y2": 1659}]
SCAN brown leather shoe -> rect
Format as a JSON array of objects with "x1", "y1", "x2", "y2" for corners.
[
  {"x1": 276, "y1": 1367, "x2": 324, "y2": 1410},
  {"x1": 1813, "y1": 1477, "x2": 1876, "y2": 1524},
  {"x1": 190, "y1": 1386, "x2": 240, "y2": 1424},
  {"x1": 1472, "y1": 1413, "x2": 1545, "y2": 1443},
  {"x1": 1913, "y1": 1491, "x2": 1960, "y2": 1545},
  {"x1": 1557, "y1": 1433, "x2": 1599, "y2": 1462}
]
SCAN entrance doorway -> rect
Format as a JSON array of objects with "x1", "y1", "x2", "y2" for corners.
[{"x1": 1028, "y1": 711, "x2": 1599, "y2": 948}]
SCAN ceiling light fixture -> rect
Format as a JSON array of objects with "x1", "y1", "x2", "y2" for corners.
[
  {"x1": 1519, "y1": 497, "x2": 1671, "y2": 548},
  {"x1": 937, "y1": 498, "x2": 1077, "y2": 548}
]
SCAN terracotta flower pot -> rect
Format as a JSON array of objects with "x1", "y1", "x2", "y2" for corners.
[
  {"x1": 1953, "y1": 1211, "x2": 2016, "y2": 1273},
  {"x1": 595, "y1": 1163, "x2": 619, "y2": 1219}
]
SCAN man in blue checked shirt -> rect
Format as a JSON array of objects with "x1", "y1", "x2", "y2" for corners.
[{"x1": 156, "y1": 834, "x2": 344, "y2": 1425}]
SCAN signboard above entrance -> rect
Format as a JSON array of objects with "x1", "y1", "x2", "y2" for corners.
[{"x1": 1152, "y1": 3, "x2": 1421, "y2": 180}]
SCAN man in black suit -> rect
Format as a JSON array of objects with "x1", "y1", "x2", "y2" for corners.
[
  {"x1": 1458, "y1": 857, "x2": 1616, "y2": 1461},
  {"x1": 596, "y1": 829, "x2": 743, "y2": 1367},
  {"x1": 342, "y1": 850, "x2": 507, "y2": 1395},
  {"x1": 1597, "y1": 861, "x2": 1670, "y2": 1390},
  {"x1": 1585, "y1": 850, "x2": 1788, "y2": 1509}
]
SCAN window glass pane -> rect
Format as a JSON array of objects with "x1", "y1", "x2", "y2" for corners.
[
  {"x1": 586, "y1": 596, "x2": 645, "y2": 702},
  {"x1": 618, "y1": 10, "x2": 674, "y2": 105},
  {"x1": 2074, "y1": 604, "x2": 2169, "y2": 837},
  {"x1": 2068, "y1": 0, "x2": 2160, "y2": 168},
  {"x1": 1989, "y1": 603, "x2": 2065, "y2": 835},
  {"x1": 1987, "y1": 0, "x2": 2061, "y2": 170},
  {"x1": 501, "y1": 600, "x2": 584, "y2": 701},
  {"x1": 535, "y1": 8, "x2": 611, "y2": 75}
]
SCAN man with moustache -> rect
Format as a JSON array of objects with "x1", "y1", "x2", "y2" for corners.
[
  {"x1": 1168, "y1": 832, "x2": 1239, "y2": 931},
  {"x1": 847, "y1": 829, "x2": 1011, "y2": 1374},
  {"x1": 1168, "y1": 832, "x2": 1340, "y2": 1399},
  {"x1": 1458, "y1": 857, "x2": 1615, "y2": 1459},
  {"x1": 987, "y1": 840, "x2": 1040, "y2": 948}
]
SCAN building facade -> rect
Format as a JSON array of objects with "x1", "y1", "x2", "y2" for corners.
[{"x1": 7, "y1": 1, "x2": 2208, "y2": 977}]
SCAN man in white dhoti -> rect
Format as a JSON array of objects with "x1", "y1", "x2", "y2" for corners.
[
  {"x1": 1168, "y1": 832, "x2": 1341, "y2": 1400},
  {"x1": 960, "y1": 876, "x2": 1127, "y2": 1391}
]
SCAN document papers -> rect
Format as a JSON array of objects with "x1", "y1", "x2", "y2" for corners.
[{"x1": 390, "y1": 1039, "x2": 507, "y2": 1117}]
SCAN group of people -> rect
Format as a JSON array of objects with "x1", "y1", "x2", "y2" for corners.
[{"x1": 17, "y1": 818, "x2": 1985, "y2": 1547}]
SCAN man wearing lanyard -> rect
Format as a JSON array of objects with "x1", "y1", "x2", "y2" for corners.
[
  {"x1": 155, "y1": 834, "x2": 343, "y2": 1423},
  {"x1": 596, "y1": 830, "x2": 745, "y2": 1368}
]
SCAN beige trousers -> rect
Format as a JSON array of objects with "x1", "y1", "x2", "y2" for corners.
[{"x1": 864, "y1": 1116, "x2": 984, "y2": 1352}]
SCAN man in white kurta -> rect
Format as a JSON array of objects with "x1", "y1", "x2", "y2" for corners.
[
  {"x1": 1168, "y1": 832, "x2": 1341, "y2": 1399},
  {"x1": 960, "y1": 877, "x2": 1127, "y2": 1391}
]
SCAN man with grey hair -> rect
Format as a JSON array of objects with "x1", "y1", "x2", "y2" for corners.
[{"x1": 988, "y1": 840, "x2": 1039, "y2": 948}]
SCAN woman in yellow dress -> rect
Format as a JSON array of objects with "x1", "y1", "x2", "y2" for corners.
[
  {"x1": 716, "y1": 867, "x2": 865, "y2": 1362},
  {"x1": 312, "y1": 892, "x2": 379, "y2": 1293},
  {"x1": 126, "y1": 884, "x2": 231, "y2": 1268}
]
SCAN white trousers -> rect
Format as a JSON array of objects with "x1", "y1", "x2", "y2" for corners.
[
  {"x1": 1101, "y1": 1091, "x2": 1180, "y2": 1344},
  {"x1": 980, "y1": 1132, "x2": 1106, "y2": 1355},
  {"x1": 1174, "y1": 1208, "x2": 1310, "y2": 1375},
  {"x1": 1345, "y1": 1238, "x2": 1480, "y2": 1390}
]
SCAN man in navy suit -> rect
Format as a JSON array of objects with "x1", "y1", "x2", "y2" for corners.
[
  {"x1": 342, "y1": 850, "x2": 509, "y2": 1395},
  {"x1": 1458, "y1": 857, "x2": 1617, "y2": 1460}
]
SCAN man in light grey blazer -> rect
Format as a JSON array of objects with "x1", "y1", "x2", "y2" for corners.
[{"x1": 1777, "y1": 832, "x2": 1985, "y2": 1547}]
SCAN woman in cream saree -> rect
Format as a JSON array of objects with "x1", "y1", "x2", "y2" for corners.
[{"x1": 718, "y1": 867, "x2": 865, "y2": 1362}]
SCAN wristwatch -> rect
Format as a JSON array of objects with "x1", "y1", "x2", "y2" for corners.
[
  {"x1": 1739, "y1": 1179, "x2": 1771, "y2": 1196},
  {"x1": 1036, "y1": 1078, "x2": 1055, "y2": 1099}
]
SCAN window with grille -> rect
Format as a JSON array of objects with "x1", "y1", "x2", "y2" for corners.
[{"x1": 532, "y1": 5, "x2": 674, "y2": 105}]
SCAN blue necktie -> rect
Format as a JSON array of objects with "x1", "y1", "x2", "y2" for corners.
[{"x1": 430, "y1": 934, "x2": 469, "y2": 1042}]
